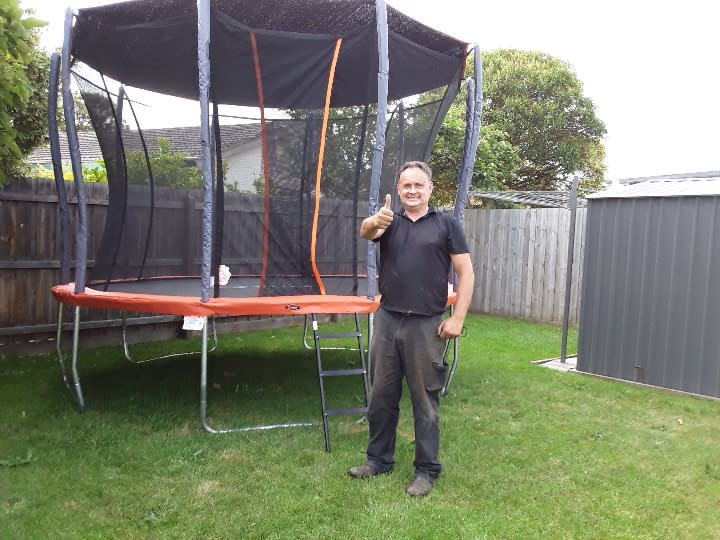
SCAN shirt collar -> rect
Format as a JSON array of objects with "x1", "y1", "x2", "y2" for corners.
[{"x1": 399, "y1": 205, "x2": 437, "y2": 219}]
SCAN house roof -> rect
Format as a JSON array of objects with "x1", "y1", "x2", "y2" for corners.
[
  {"x1": 30, "y1": 131, "x2": 105, "y2": 163},
  {"x1": 589, "y1": 172, "x2": 720, "y2": 200},
  {"x1": 29, "y1": 124, "x2": 261, "y2": 164}
]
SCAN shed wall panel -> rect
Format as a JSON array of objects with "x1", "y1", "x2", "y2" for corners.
[{"x1": 578, "y1": 196, "x2": 720, "y2": 398}]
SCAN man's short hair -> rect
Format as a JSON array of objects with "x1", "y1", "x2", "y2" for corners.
[{"x1": 399, "y1": 161, "x2": 432, "y2": 182}]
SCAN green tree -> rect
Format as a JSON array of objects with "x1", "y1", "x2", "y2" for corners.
[
  {"x1": 0, "y1": 0, "x2": 47, "y2": 183},
  {"x1": 481, "y1": 49, "x2": 607, "y2": 191},
  {"x1": 125, "y1": 136, "x2": 202, "y2": 188},
  {"x1": 428, "y1": 91, "x2": 520, "y2": 205},
  {"x1": 57, "y1": 90, "x2": 94, "y2": 132},
  {"x1": 428, "y1": 49, "x2": 607, "y2": 203}
]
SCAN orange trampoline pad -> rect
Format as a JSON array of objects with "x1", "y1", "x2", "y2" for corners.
[
  {"x1": 51, "y1": 278, "x2": 456, "y2": 317},
  {"x1": 51, "y1": 283, "x2": 380, "y2": 316}
]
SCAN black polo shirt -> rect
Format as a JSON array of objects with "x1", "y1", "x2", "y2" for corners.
[{"x1": 375, "y1": 207, "x2": 469, "y2": 316}]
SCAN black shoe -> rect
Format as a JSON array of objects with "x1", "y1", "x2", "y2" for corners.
[
  {"x1": 406, "y1": 473, "x2": 434, "y2": 497},
  {"x1": 348, "y1": 463, "x2": 390, "y2": 478}
]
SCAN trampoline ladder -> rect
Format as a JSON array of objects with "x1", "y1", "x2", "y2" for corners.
[{"x1": 310, "y1": 313, "x2": 370, "y2": 452}]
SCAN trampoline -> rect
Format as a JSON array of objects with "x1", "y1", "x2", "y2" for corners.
[{"x1": 49, "y1": 0, "x2": 482, "y2": 450}]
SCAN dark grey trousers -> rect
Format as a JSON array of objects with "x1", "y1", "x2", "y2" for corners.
[{"x1": 366, "y1": 307, "x2": 448, "y2": 478}]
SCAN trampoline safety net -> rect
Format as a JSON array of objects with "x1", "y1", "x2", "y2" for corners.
[{"x1": 66, "y1": 0, "x2": 467, "y2": 300}]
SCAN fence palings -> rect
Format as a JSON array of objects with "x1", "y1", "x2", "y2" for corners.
[{"x1": 0, "y1": 179, "x2": 586, "y2": 342}]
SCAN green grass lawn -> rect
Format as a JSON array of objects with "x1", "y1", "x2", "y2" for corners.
[{"x1": 1, "y1": 314, "x2": 719, "y2": 539}]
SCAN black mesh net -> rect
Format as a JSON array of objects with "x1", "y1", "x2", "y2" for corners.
[{"x1": 75, "y1": 45, "x2": 458, "y2": 299}]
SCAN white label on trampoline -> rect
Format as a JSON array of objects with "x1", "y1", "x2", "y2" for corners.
[{"x1": 183, "y1": 316, "x2": 205, "y2": 331}]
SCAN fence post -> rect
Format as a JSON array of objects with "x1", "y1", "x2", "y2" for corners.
[{"x1": 561, "y1": 176, "x2": 579, "y2": 363}]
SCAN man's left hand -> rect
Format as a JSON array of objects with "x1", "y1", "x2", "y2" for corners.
[{"x1": 438, "y1": 316, "x2": 463, "y2": 339}]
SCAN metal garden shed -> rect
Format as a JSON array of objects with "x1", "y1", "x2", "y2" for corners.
[{"x1": 577, "y1": 172, "x2": 720, "y2": 398}]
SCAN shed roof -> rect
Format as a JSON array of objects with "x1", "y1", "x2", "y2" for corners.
[
  {"x1": 468, "y1": 190, "x2": 588, "y2": 209},
  {"x1": 589, "y1": 172, "x2": 720, "y2": 200}
]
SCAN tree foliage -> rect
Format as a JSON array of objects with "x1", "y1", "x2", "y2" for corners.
[
  {"x1": 0, "y1": 1, "x2": 47, "y2": 183},
  {"x1": 126, "y1": 136, "x2": 203, "y2": 188},
  {"x1": 429, "y1": 49, "x2": 607, "y2": 204},
  {"x1": 429, "y1": 97, "x2": 520, "y2": 204},
  {"x1": 56, "y1": 91, "x2": 94, "y2": 133},
  {"x1": 480, "y1": 49, "x2": 607, "y2": 192},
  {"x1": 30, "y1": 137, "x2": 205, "y2": 188}
]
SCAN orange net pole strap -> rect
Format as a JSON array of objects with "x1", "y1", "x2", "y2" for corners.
[
  {"x1": 310, "y1": 38, "x2": 343, "y2": 295},
  {"x1": 250, "y1": 32, "x2": 271, "y2": 296}
]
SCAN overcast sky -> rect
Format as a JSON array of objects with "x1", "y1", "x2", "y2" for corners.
[{"x1": 20, "y1": 0, "x2": 720, "y2": 182}]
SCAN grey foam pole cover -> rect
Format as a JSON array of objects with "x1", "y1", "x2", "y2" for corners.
[
  {"x1": 49, "y1": 52, "x2": 72, "y2": 286},
  {"x1": 454, "y1": 45, "x2": 483, "y2": 226},
  {"x1": 366, "y1": 0, "x2": 389, "y2": 300},
  {"x1": 62, "y1": 8, "x2": 88, "y2": 294},
  {"x1": 197, "y1": 0, "x2": 213, "y2": 303}
]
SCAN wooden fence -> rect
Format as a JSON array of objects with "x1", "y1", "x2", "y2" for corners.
[
  {"x1": 0, "y1": 179, "x2": 586, "y2": 349},
  {"x1": 464, "y1": 207, "x2": 587, "y2": 324}
]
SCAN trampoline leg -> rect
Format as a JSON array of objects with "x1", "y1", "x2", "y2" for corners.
[
  {"x1": 311, "y1": 315, "x2": 331, "y2": 451},
  {"x1": 441, "y1": 305, "x2": 460, "y2": 396},
  {"x1": 441, "y1": 336, "x2": 459, "y2": 396},
  {"x1": 55, "y1": 303, "x2": 86, "y2": 410},
  {"x1": 55, "y1": 303, "x2": 71, "y2": 389},
  {"x1": 199, "y1": 316, "x2": 315, "y2": 434},
  {"x1": 70, "y1": 307, "x2": 86, "y2": 410},
  {"x1": 199, "y1": 317, "x2": 216, "y2": 433},
  {"x1": 302, "y1": 315, "x2": 313, "y2": 350},
  {"x1": 122, "y1": 313, "x2": 218, "y2": 364},
  {"x1": 55, "y1": 304, "x2": 86, "y2": 411},
  {"x1": 367, "y1": 312, "x2": 374, "y2": 391}
]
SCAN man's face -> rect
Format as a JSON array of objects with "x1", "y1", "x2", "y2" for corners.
[{"x1": 397, "y1": 167, "x2": 433, "y2": 211}]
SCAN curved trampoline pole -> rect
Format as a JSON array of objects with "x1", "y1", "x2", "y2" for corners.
[
  {"x1": 443, "y1": 45, "x2": 482, "y2": 397},
  {"x1": 54, "y1": 10, "x2": 87, "y2": 412},
  {"x1": 62, "y1": 8, "x2": 88, "y2": 295},
  {"x1": 453, "y1": 44, "x2": 483, "y2": 227},
  {"x1": 49, "y1": 52, "x2": 71, "y2": 286},
  {"x1": 365, "y1": 0, "x2": 390, "y2": 387},
  {"x1": 197, "y1": 0, "x2": 213, "y2": 303},
  {"x1": 366, "y1": 0, "x2": 389, "y2": 302},
  {"x1": 49, "y1": 51, "x2": 76, "y2": 402}
]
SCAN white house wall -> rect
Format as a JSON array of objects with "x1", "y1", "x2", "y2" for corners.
[{"x1": 223, "y1": 139, "x2": 262, "y2": 192}]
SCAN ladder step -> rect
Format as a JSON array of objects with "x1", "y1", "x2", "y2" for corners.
[
  {"x1": 320, "y1": 368, "x2": 366, "y2": 377},
  {"x1": 325, "y1": 406, "x2": 368, "y2": 417},
  {"x1": 316, "y1": 331, "x2": 362, "y2": 339}
]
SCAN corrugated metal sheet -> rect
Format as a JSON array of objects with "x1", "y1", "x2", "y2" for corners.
[
  {"x1": 590, "y1": 173, "x2": 720, "y2": 199},
  {"x1": 577, "y1": 194, "x2": 720, "y2": 398},
  {"x1": 468, "y1": 190, "x2": 589, "y2": 208}
]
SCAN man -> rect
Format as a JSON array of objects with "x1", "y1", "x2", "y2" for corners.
[{"x1": 349, "y1": 161, "x2": 474, "y2": 497}]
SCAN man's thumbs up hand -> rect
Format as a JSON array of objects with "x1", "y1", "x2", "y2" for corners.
[{"x1": 375, "y1": 194, "x2": 394, "y2": 229}]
